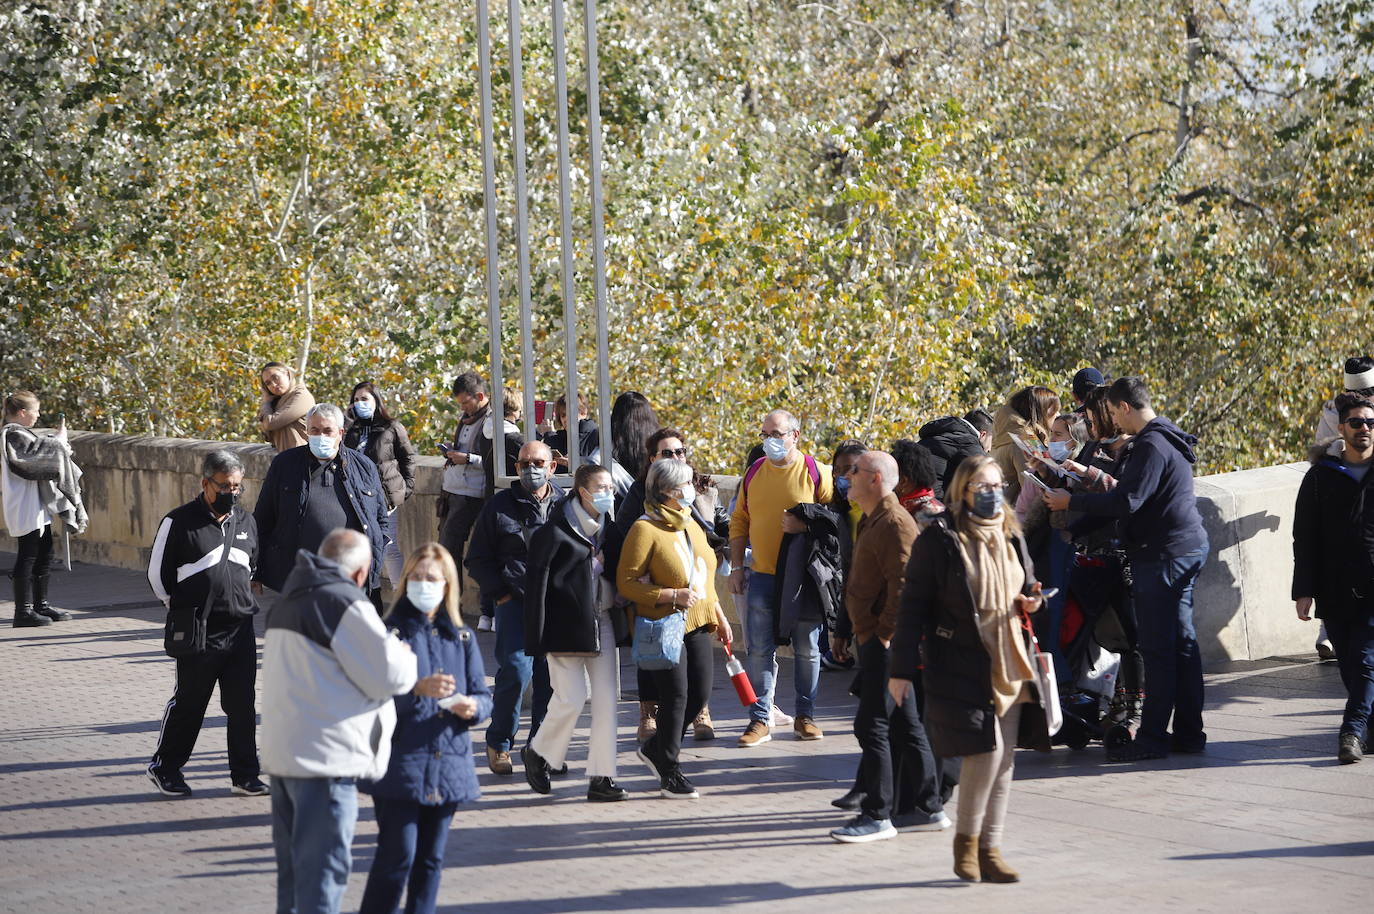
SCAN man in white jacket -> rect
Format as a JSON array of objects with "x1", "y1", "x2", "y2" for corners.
[{"x1": 261, "y1": 529, "x2": 418, "y2": 914}]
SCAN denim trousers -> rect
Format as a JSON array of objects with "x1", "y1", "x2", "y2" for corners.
[
  {"x1": 271, "y1": 775, "x2": 358, "y2": 914},
  {"x1": 358, "y1": 798, "x2": 458, "y2": 914},
  {"x1": 744, "y1": 572, "x2": 821, "y2": 723},
  {"x1": 1323, "y1": 610, "x2": 1374, "y2": 743},
  {"x1": 485, "y1": 597, "x2": 552, "y2": 752},
  {"x1": 1130, "y1": 545, "x2": 1208, "y2": 752}
]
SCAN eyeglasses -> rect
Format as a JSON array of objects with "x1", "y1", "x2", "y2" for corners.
[
  {"x1": 517, "y1": 459, "x2": 550, "y2": 469},
  {"x1": 1345, "y1": 417, "x2": 1374, "y2": 430},
  {"x1": 759, "y1": 430, "x2": 792, "y2": 440},
  {"x1": 966, "y1": 482, "x2": 1008, "y2": 494},
  {"x1": 209, "y1": 482, "x2": 244, "y2": 494},
  {"x1": 839, "y1": 465, "x2": 863, "y2": 477},
  {"x1": 657, "y1": 447, "x2": 689, "y2": 459}
]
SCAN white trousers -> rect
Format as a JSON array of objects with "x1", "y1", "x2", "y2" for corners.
[{"x1": 530, "y1": 611, "x2": 619, "y2": 778}]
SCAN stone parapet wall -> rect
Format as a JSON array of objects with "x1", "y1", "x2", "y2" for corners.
[{"x1": 1, "y1": 432, "x2": 1314, "y2": 663}]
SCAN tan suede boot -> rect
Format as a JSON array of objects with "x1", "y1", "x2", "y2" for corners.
[
  {"x1": 637, "y1": 702, "x2": 658, "y2": 743},
  {"x1": 953, "y1": 833, "x2": 980, "y2": 882},
  {"x1": 978, "y1": 842, "x2": 1020, "y2": 883},
  {"x1": 692, "y1": 705, "x2": 716, "y2": 740}
]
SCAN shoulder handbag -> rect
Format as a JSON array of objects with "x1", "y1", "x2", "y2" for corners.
[
  {"x1": 164, "y1": 512, "x2": 238, "y2": 659},
  {"x1": 632, "y1": 528, "x2": 694, "y2": 670}
]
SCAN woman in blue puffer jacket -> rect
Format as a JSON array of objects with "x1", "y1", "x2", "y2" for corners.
[{"x1": 360, "y1": 543, "x2": 492, "y2": 914}]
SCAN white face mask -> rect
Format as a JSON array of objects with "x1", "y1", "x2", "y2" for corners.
[
  {"x1": 762, "y1": 436, "x2": 789, "y2": 462},
  {"x1": 1048, "y1": 440, "x2": 1072, "y2": 462},
  {"x1": 406, "y1": 579, "x2": 446, "y2": 613},
  {"x1": 678, "y1": 484, "x2": 697, "y2": 505}
]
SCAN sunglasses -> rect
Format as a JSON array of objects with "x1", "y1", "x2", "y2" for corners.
[
  {"x1": 517, "y1": 459, "x2": 550, "y2": 469},
  {"x1": 1344, "y1": 417, "x2": 1374, "y2": 430},
  {"x1": 657, "y1": 447, "x2": 689, "y2": 459}
]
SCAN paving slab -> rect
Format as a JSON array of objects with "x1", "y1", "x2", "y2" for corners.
[{"x1": 1, "y1": 553, "x2": 1371, "y2": 913}]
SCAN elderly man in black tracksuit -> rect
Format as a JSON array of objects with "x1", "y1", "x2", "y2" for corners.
[
  {"x1": 1293, "y1": 393, "x2": 1374, "y2": 765},
  {"x1": 147, "y1": 449, "x2": 266, "y2": 798},
  {"x1": 465, "y1": 439, "x2": 564, "y2": 776}
]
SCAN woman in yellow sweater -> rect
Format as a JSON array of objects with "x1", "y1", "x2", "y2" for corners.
[{"x1": 617, "y1": 459, "x2": 732, "y2": 798}]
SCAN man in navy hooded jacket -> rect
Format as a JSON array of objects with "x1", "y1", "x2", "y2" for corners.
[{"x1": 1046, "y1": 377, "x2": 1209, "y2": 761}]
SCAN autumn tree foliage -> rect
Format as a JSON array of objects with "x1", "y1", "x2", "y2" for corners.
[{"x1": 2, "y1": 0, "x2": 1370, "y2": 472}]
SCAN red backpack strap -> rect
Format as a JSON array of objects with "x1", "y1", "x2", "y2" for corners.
[{"x1": 740, "y1": 457, "x2": 767, "y2": 510}]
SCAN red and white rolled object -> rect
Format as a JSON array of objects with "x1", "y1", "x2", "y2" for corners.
[{"x1": 723, "y1": 641, "x2": 757, "y2": 707}]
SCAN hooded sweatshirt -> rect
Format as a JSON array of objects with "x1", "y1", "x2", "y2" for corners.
[{"x1": 1069, "y1": 417, "x2": 1207, "y2": 558}]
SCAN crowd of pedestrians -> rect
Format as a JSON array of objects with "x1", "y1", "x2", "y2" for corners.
[{"x1": 4, "y1": 352, "x2": 1374, "y2": 912}]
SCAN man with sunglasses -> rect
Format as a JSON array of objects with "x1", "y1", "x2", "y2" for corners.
[
  {"x1": 466, "y1": 440, "x2": 564, "y2": 775},
  {"x1": 146, "y1": 450, "x2": 266, "y2": 798},
  {"x1": 1293, "y1": 393, "x2": 1374, "y2": 764},
  {"x1": 729, "y1": 409, "x2": 834, "y2": 746}
]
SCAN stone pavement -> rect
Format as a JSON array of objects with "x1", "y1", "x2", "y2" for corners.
[{"x1": 1, "y1": 553, "x2": 1371, "y2": 914}]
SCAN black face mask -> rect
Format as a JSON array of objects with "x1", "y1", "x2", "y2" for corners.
[{"x1": 209, "y1": 490, "x2": 239, "y2": 515}]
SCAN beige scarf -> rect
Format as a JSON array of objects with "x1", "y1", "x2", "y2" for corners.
[{"x1": 958, "y1": 511, "x2": 1035, "y2": 717}]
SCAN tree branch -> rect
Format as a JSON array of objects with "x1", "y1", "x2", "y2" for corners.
[{"x1": 1173, "y1": 183, "x2": 1265, "y2": 214}]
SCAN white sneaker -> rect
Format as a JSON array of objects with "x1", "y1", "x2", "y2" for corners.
[
  {"x1": 770, "y1": 706, "x2": 793, "y2": 729},
  {"x1": 477, "y1": 615, "x2": 495, "y2": 632}
]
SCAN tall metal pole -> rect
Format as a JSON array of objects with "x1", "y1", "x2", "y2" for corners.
[
  {"x1": 476, "y1": 0, "x2": 505, "y2": 470},
  {"x1": 582, "y1": 0, "x2": 613, "y2": 468},
  {"x1": 551, "y1": 0, "x2": 580, "y2": 472},
  {"x1": 508, "y1": 0, "x2": 537, "y2": 444}
]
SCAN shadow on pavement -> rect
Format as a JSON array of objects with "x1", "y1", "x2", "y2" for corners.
[
  {"x1": 434, "y1": 880, "x2": 968, "y2": 911},
  {"x1": 1173, "y1": 840, "x2": 1374, "y2": 860}
]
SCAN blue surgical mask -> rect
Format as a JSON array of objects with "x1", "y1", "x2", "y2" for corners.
[
  {"x1": 353, "y1": 399, "x2": 375, "y2": 420},
  {"x1": 1048, "y1": 441, "x2": 1072, "y2": 462},
  {"x1": 406, "y1": 580, "x2": 446, "y2": 613},
  {"x1": 520, "y1": 465, "x2": 548, "y2": 492},
  {"x1": 309, "y1": 435, "x2": 339, "y2": 460},
  {"x1": 834, "y1": 475, "x2": 851, "y2": 498},
  {"x1": 971, "y1": 489, "x2": 1003, "y2": 520},
  {"x1": 591, "y1": 491, "x2": 615, "y2": 518},
  {"x1": 762, "y1": 436, "x2": 789, "y2": 462}
]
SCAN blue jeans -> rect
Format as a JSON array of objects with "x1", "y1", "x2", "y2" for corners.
[
  {"x1": 1131, "y1": 545, "x2": 1208, "y2": 753},
  {"x1": 744, "y1": 572, "x2": 822, "y2": 723},
  {"x1": 358, "y1": 798, "x2": 458, "y2": 914},
  {"x1": 271, "y1": 776, "x2": 358, "y2": 914},
  {"x1": 1323, "y1": 611, "x2": 1374, "y2": 743},
  {"x1": 485, "y1": 597, "x2": 552, "y2": 752},
  {"x1": 1044, "y1": 531, "x2": 1075, "y2": 681}
]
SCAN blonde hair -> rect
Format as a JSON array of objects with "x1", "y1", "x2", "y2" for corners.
[
  {"x1": 388, "y1": 542, "x2": 463, "y2": 629},
  {"x1": 947, "y1": 455, "x2": 1024, "y2": 540},
  {"x1": 3, "y1": 390, "x2": 39, "y2": 419}
]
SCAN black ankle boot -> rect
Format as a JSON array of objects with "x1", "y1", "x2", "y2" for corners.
[
  {"x1": 10, "y1": 576, "x2": 50, "y2": 628},
  {"x1": 32, "y1": 575, "x2": 71, "y2": 621}
]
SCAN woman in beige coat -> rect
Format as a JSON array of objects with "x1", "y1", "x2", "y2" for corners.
[{"x1": 256, "y1": 362, "x2": 314, "y2": 452}]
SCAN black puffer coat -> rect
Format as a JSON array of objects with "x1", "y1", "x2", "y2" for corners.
[
  {"x1": 890, "y1": 518, "x2": 1051, "y2": 757},
  {"x1": 917, "y1": 416, "x2": 986, "y2": 502},
  {"x1": 1292, "y1": 454, "x2": 1374, "y2": 620},
  {"x1": 345, "y1": 417, "x2": 418, "y2": 511}
]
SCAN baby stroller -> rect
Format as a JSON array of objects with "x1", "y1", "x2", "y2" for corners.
[{"x1": 1052, "y1": 550, "x2": 1144, "y2": 751}]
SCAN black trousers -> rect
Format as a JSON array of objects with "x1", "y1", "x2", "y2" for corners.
[
  {"x1": 11, "y1": 524, "x2": 53, "y2": 587},
  {"x1": 644, "y1": 628, "x2": 714, "y2": 771},
  {"x1": 150, "y1": 619, "x2": 260, "y2": 781},
  {"x1": 439, "y1": 493, "x2": 489, "y2": 614},
  {"x1": 854, "y1": 636, "x2": 943, "y2": 820}
]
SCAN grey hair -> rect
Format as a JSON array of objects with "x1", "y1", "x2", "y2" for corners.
[
  {"x1": 201, "y1": 449, "x2": 244, "y2": 480},
  {"x1": 306, "y1": 403, "x2": 346, "y2": 428},
  {"x1": 765, "y1": 408, "x2": 800, "y2": 434},
  {"x1": 644, "y1": 458, "x2": 694, "y2": 510},
  {"x1": 319, "y1": 528, "x2": 372, "y2": 577}
]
